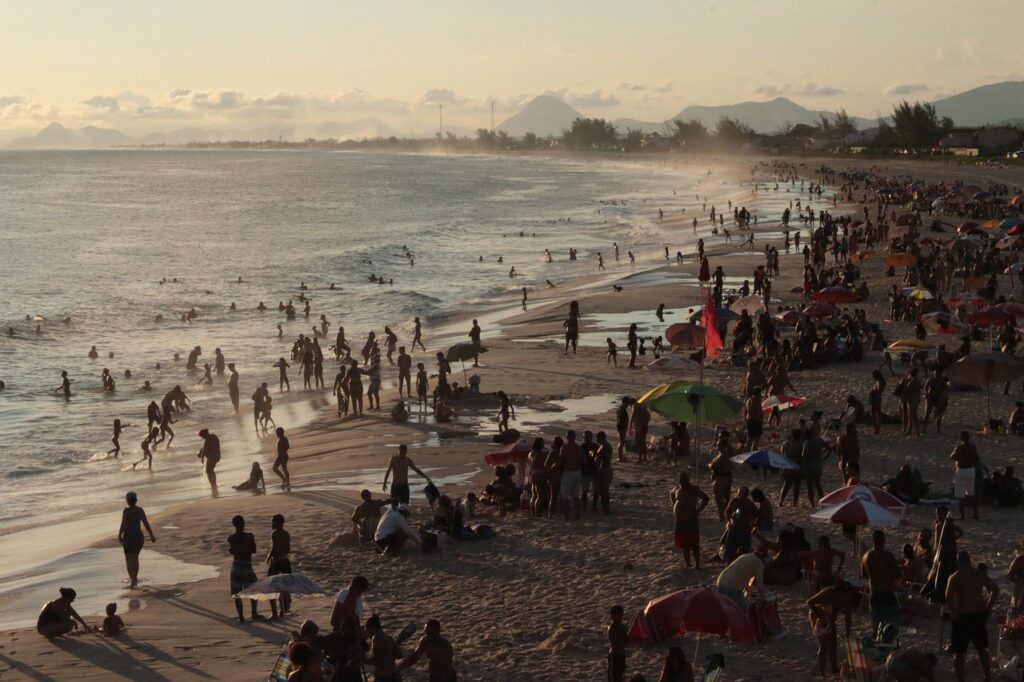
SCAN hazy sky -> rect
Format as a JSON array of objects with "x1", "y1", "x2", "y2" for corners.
[{"x1": 0, "y1": 0, "x2": 1021, "y2": 139}]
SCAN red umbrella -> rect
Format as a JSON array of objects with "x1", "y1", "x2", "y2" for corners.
[
  {"x1": 665, "y1": 322, "x2": 706, "y2": 350},
  {"x1": 761, "y1": 394, "x2": 805, "y2": 415},
  {"x1": 996, "y1": 302, "x2": 1024, "y2": 319},
  {"x1": 811, "y1": 497, "x2": 901, "y2": 526},
  {"x1": 1009, "y1": 224, "x2": 1024, "y2": 237},
  {"x1": 642, "y1": 586, "x2": 756, "y2": 643},
  {"x1": 812, "y1": 286, "x2": 858, "y2": 304},
  {"x1": 802, "y1": 302, "x2": 837, "y2": 319},
  {"x1": 773, "y1": 309, "x2": 801, "y2": 326},
  {"x1": 948, "y1": 291, "x2": 987, "y2": 307},
  {"x1": 818, "y1": 483, "x2": 907, "y2": 513},
  {"x1": 965, "y1": 307, "x2": 1014, "y2": 328},
  {"x1": 484, "y1": 439, "x2": 531, "y2": 466}
]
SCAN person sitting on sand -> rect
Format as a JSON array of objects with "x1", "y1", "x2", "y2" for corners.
[
  {"x1": 391, "y1": 399, "x2": 409, "y2": 423},
  {"x1": 882, "y1": 648, "x2": 938, "y2": 682},
  {"x1": 234, "y1": 462, "x2": 266, "y2": 494},
  {"x1": 716, "y1": 548, "x2": 763, "y2": 610},
  {"x1": 351, "y1": 489, "x2": 386, "y2": 541},
  {"x1": 102, "y1": 603, "x2": 124, "y2": 636},
  {"x1": 37, "y1": 587, "x2": 90, "y2": 637},
  {"x1": 374, "y1": 502, "x2": 420, "y2": 556}
]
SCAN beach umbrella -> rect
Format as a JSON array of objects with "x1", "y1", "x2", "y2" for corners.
[
  {"x1": 1009, "y1": 224, "x2": 1024, "y2": 237},
  {"x1": 773, "y1": 309, "x2": 802, "y2": 326},
  {"x1": 802, "y1": 302, "x2": 836, "y2": 319},
  {"x1": 945, "y1": 352, "x2": 1024, "y2": 417},
  {"x1": 818, "y1": 483, "x2": 907, "y2": 513},
  {"x1": 948, "y1": 291, "x2": 987, "y2": 307},
  {"x1": 665, "y1": 322, "x2": 705, "y2": 350},
  {"x1": 238, "y1": 574, "x2": 326, "y2": 600},
  {"x1": 949, "y1": 236, "x2": 984, "y2": 252},
  {"x1": 901, "y1": 286, "x2": 934, "y2": 300},
  {"x1": 886, "y1": 338, "x2": 935, "y2": 353},
  {"x1": 637, "y1": 382, "x2": 742, "y2": 423},
  {"x1": 957, "y1": 221, "x2": 980, "y2": 235},
  {"x1": 688, "y1": 307, "x2": 738, "y2": 324},
  {"x1": 919, "y1": 311, "x2": 966, "y2": 335},
  {"x1": 1012, "y1": 195, "x2": 1024, "y2": 207},
  {"x1": 980, "y1": 219, "x2": 1002, "y2": 230},
  {"x1": 445, "y1": 342, "x2": 488, "y2": 382},
  {"x1": 730, "y1": 449, "x2": 798, "y2": 471},
  {"x1": 642, "y1": 355, "x2": 702, "y2": 371},
  {"x1": 964, "y1": 307, "x2": 1014, "y2": 328},
  {"x1": 812, "y1": 286, "x2": 858, "y2": 304},
  {"x1": 761, "y1": 394, "x2": 804, "y2": 414},
  {"x1": 729, "y1": 294, "x2": 764, "y2": 316},
  {"x1": 1000, "y1": 217, "x2": 1024, "y2": 230},
  {"x1": 884, "y1": 253, "x2": 917, "y2": 267},
  {"x1": 997, "y1": 302, "x2": 1024, "y2": 318},
  {"x1": 485, "y1": 439, "x2": 531, "y2": 466},
  {"x1": 811, "y1": 498, "x2": 901, "y2": 526},
  {"x1": 641, "y1": 586, "x2": 756, "y2": 647},
  {"x1": 997, "y1": 235, "x2": 1024, "y2": 250}
]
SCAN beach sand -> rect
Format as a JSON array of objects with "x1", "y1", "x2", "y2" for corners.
[{"x1": 4, "y1": 156, "x2": 1024, "y2": 681}]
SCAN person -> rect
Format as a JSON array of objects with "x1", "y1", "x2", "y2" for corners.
[
  {"x1": 1008, "y1": 539, "x2": 1024, "y2": 608},
  {"x1": 351, "y1": 489, "x2": 387, "y2": 540},
  {"x1": 806, "y1": 581, "x2": 858, "y2": 677},
  {"x1": 366, "y1": 614, "x2": 402, "y2": 681},
  {"x1": 801, "y1": 429, "x2": 827, "y2": 506},
  {"x1": 197, "y1": 429, "x2": 221, "y2": 488},
  {"x1": 945, "y1": 550, "x2": 999, "y2": 682},
  {"x1": 374, "y1": 502, "x2": 420, "y2": 556},
  {"x1": 658, "y1": 646, "x2": 694, "y2": 682},
  {"x1": 950, "y1": 431, "x2": 980, "y2": 520},
  {"x1": 882, "y1": 648, "x2": 938, "y2": 682},
  {"x1": 234, "y1": 461, "x2": 266, "y2": 494},
  {"x1": 559, "y1": 430, "x2": 584, "y2": 520},
  {"x1": 273, "y1": 427, "x2": 291, "y2": 489},
  {"x1": 667, "y1": 422, "x2": 689, "y2": 465},
  {"x1": 671, "y1": 471, "x2": 709, "y2": 568},
  {"x1": 468, "y1": 319, "x2": 482, "y2": 367},
  {"x1": 397, "y1": 346, "x2": 412, "y2": 398},
  {"x1": 133, "y1": 426, "x2": 158, "y2": 471},
  {"x1": 607, "y1": 604, "x2": 628, "y2": 682},
  {"x1": 497, "y1": 391, "x2": 515, "y2": 433},
  {"x1": 800, "y1": 535, "x2": 846, "y2": 594},
  {"x1": 593, "y1": 431, "x2": 614, "y2": 514},
  {"x1": 861, "y1": 530, "x2": 901, "y2": 632},
  {"x1": 227, "y1": 363, "x2": 240, "y2": 412},
  {"x1": 286, "y1": 640, "x2": 324, "y2": 682},
  {"x1": 382, "y1": 445, "x2": 432, "y2": 504},
  {"x1": 37, "y1": 587, "x2": 89, "y2": 637},
  {"x1": 55, "y1": 370, "x2": 71, "y2": 400},
  {"x1": 118, "y1": 491, "x2": 156, "y2": 589},
  {"x1": 108, "y1": 419, "x2": 130, "y2": 457},
  {"x1": 397, "y1": 619, "x2": 456, "y2": 681},
  {"x1": 331, "y1": 576, "x2": 369, "y2": 633},
  {"x1": 266, "y1": 513, "x2": 292, "y2": 619},
  {"x1": 228, "y1": 515, "x2": 261, "y2": 622},
  {"x1": 615, "y1": 398, "x2": 631, "y2": 463},
  {"x1": 629, "y1": 399, "x2": 651, "y2": 464},
  {"x1": 101, "y1": 603, "x2": 125, "y2": 636},
  {"x1": 716, "y1": 549, "x2": 763, "y2": 609},
  {"x1": 274, "y1": 357, "x2": 291, "y2": 392}
]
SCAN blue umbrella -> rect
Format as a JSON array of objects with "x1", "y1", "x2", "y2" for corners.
[{"x1": 730, "y1": 449, "x2": 798, "y2": 471}]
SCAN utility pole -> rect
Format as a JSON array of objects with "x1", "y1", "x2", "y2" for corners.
[
  {"x1": 438, "y1": 104, "x2": 443, "y2": 140},
  {"x1": 491, "y1": 100, "x2": 495, "y2": 133}
]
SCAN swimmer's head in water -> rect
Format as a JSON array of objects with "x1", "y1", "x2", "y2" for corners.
[{"x1": 126, "y1": 491, "x2": 138, "y2": 505}]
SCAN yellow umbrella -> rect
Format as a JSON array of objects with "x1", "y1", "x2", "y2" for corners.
[
  {"x1": 884, "y1": 253, "x2": 916, "y2": 267},
  {"x1": 905, "y1": 286, "x2": 934, "y2": 300},
  {"x1": 886, "y1": 338, "x2": 935, "y2": 353}
]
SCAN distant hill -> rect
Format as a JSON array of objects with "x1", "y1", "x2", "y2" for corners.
[
  {"x1": 5, "y1": 122, "x2": 134, "y2": 149},
  {"x1": 666, "y1": 97, "x2": 874, "y2": 134},
  {"x1": 931, "y1": 81, "x2": 1024, "y2": 127},
  {"x1": 497, "y1": 95, "x2": 582, "y2": 137},
  {"x1": 612, "y1": 118, "x2": 669, "y2": 135},
  {"x1": 308, "y1": 118, "x2": 398, "y2": 140}
]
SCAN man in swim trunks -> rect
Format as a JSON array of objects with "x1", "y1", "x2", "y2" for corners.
[
  {"x1": 671, "y1": 470, "x2": 709, "y2": 568},
  {"x1": 273, "y1": 427, "x2": 291, "y2": 489},
  {"x1": 861, "y1": 530, "x2": 901, "y2": 632},
  {"x1": 382, "y1": 445, "x2": 432, "y2": 504},
  {"x1": 945, "y1": 550, "x2": 999, "y2": 682},
  {"x1": 198, "y1": 429, "x2": 221, "y2": 488},
  {"x1": 398, "y1": 619, "x2": 457, "y2": 681},
  {"x1": 559, "y1": 430, "x2": 584, "y2": 520}
]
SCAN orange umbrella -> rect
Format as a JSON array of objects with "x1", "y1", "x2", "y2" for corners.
[{"x1": 884, "y1": 253, "x2": 916, "y2": 267}]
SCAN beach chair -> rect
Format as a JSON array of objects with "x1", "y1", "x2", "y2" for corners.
[
  {"x1": 999, "y1": 606, "x2": 1024, "y2": 658},
  {"x1": 843, "y1": 637, "x2": 879, "y2": 682}
]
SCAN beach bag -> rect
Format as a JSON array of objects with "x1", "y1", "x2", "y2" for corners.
[
  {"x1": 269, "y1": 652, "x2": 291, "y2": 682},
  {"x1": 423, "y1": 482, "x2": 440, "y2": 505}
]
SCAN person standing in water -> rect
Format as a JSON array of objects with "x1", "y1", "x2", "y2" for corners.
[
  {"x1": 345, "y1": 359, "x2": 367, "y2": 416},
  {"x1": 146, "y1": 401, "x2": 161, "y2": 431},
  {"x1": 197, "y1": 429, "x2": 221, "y2": 488},
  {"x1": 118, "y1": 491, "x2": 156, "y2": 589},
  {"x1": 227, "y1": 363, "x2": 240, "y2": 412},
  {"x1": 108, "y1": 419, "x2": 131, "y2": 457},
  {"x1": 273, "y1": 427, "x2": 291, "y2": 489},
  {"x1": 412, "y1": 317, "x2": 426, "y2": 352},
  {"x1": 214, "y1": 348, "x2": 225, "y2": 376},
  {"x1": 273, "y1": 357, "x2": 290, "y2": 393},
  {"x1": 55, "y1": 370, "x2": 71, "y2": 400},
  {"x1": 397, "y1": 346, "x2": 412, "y2": 398},
  {"x1": 133, "y1": 427, "x2": 158, "y2": 470},
  {"x1": 468, "y1": 319, "x2": 482, "y2": 367}
]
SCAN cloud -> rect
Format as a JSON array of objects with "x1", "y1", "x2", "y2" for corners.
[
  {"x1": 885, "y1": 83, "x2": 930, "y2": 96},
  {"x1": 755, "y1": 84, "x2": 785, "y2": 97},
  {"x1": 756, "y1": 82, "x2": 844, "y2": 97},
  {"x1": 0, "y1": 96, "x2": 25, "y2": 109},
  {"x1": 419, "y1": 88, "x2": 464, "y2": 105},
  {"x1": 189, "y1": 91, "x2": 243, "y2": 109},
  {"x1": 168, "y1": 89, "x2": 191, "y2": 99},
  {"x1": 568, "y1": 90, "x2": 620, "y2": 107},
  {"x1": 618, "y1": 82, "x2": 673, "y2": 94},
  {"x1": 82, "y1": 95, "x2": 120, "y2": 111}
]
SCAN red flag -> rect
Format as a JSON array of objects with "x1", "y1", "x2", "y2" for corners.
[{"x1": 703, "y1": 297, "x2": 724, "y2": 359}]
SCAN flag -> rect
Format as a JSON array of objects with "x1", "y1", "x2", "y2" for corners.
[{"x1": 703, "y1": 297, "x2": 724, "y2": 359}]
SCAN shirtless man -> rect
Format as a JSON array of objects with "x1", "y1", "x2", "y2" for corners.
[
  {"x1": 397, "y1": 619, "x2": 456, "y2": 681},
  {"x1": 671, "y1": 471, "x2": 709, "y2": 568},
  {"x1": 227, "y1": 363, "x2": 240, "y2": 413},
  {"x1": 861, "y1": 530, "x2": 901, "y2": 631},
  {"x1": 55, "y1": 370, "x2": 71, "y2": 400},
  {"x1": 366, "y1": 614, "x2": 402, "y2": 682},
  {"x1": 197, "y1": 429, "x2": 221, "y2": 488},
  {"x1": 559, "y1": 430, "x2": 584, "y2": 520},
  {"x1": 800, "y1": 536, "x2": 846, "y2": 594},
  {"x1": 806, "y1": 581, "x2": 858, "y2": 677},
  {"x1": 882, "y1": 648, "x2": 938, "y2": 682},
  {"x1": 629, "y1": 399, "x2": 651, "y2": 464},
  {"x1": 266, "y1": 514, "x2": 291, "y2": 618},
  {"x1": 945, "y1": 551, "x2": 999, "y2": 682},
  {"x1": 397, "y1": 347, "x2": 412, "y2": 398},
  {"x1": 351, "y1": 490, "x2": 387, "y2": 540},
  {"x1": 606, "y1": 605, "x2": 628, "y2": 682},
  {"x1": 273, "y1": 427, "x2": 291, "y2": 489},
  {"x1": 382, "y1": 445, "x2": 432, "y2": 505},
  {"x1": 744, "y1": 387, "x2": 764, "y2": 450},
  {"x1": 468, "y1": 319, "x2": 482, "y2": 367}
]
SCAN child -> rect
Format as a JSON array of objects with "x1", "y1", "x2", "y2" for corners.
[
  {"x1": 607, "y1": 605, "x2": 627, "y2": 682},
  {"x1": 415, "y1": 362, "x2": 429, "y2": 411},
  {"x1": 108, "y1": 419, "x2": 130, "y2": 457},
  {"x1": 102, "y1": 603, "x2": 124, "y2": 636},
  {"x1": 606, "y1": 338, "x2": 618, "y2": 367}
]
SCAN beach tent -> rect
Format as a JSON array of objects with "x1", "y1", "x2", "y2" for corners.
[{"x1": 945, "y1": 351, "x2": 1024, "y2": 417}]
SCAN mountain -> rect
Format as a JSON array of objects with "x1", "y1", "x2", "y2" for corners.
[
  {"x1": 5, "y1": 122, "x2": 134, "y2": 149},
  {"x1": 307, "y1": 118, "x2": 398, "y2": 140},
  {"x1": 497, "y1": 95, "x2": 582, "y2": 137},
  {"x1": 666, "y1": 97, "x2": 871, "y2": 134},
  {"x1": 612, "y1": 117, "x2": 668, "y2": 134},
  {"x1": 931, "y1": 81, "x2": 1024, "y2": 127}
]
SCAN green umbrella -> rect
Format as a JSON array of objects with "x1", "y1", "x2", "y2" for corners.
[
  {"x1": 637, "y1": 381, "x2": 742, "y2": 422},
  {"x1": 445, "y1": 342, "x2": 488, "y2": 382}
]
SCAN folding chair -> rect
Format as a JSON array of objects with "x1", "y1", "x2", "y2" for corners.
[{"x1": 844, "y1": 637, "x2": 879, "y2": 682}]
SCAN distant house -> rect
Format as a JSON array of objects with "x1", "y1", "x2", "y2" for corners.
[
  {"x1": 844, "y1": 128, "x2": 879, "y2": 145},
  {"x1": 937, "y1": 132, "x2": 976, "y2": 150}
]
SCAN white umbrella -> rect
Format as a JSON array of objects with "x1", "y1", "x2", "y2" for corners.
[
  {"x1": 237, "y1": 573, "x2": 325, "y2": 600},
  {"x1": 642, "y1": 356, "x2": 701, "y2": 371}
]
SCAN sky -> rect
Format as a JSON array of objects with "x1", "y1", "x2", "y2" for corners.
[{"x1": 0, "y1": 0, "x2": 1021, "y2": 141}]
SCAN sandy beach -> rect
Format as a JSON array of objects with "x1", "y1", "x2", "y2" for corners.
[{"x1": 4, "y1": 155, "x2": 1024, "y2": 682}]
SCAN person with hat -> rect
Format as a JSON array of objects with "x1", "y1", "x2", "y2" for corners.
[{"x1": 373, "y1": 501, "x2": 420, "y2": 556}]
